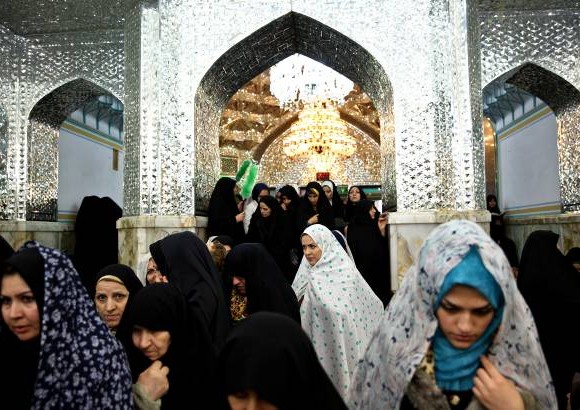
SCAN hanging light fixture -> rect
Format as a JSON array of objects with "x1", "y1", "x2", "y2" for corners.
[
  {"x1": 282, "y1": 100, "x2": 356, "y2": 160},
  {"x1": 270, "y1": 54, "x2": 356, "y2": 160}
]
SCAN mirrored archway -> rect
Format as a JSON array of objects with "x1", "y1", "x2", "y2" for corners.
[{"x1": 194, "y1": 11, "x2": 394, "y2": 212}]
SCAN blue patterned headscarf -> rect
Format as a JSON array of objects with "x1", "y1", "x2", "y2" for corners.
[
  {"x1": 19, "y1": 242, "x2": 133, "y2": 409},
  {"x1": 432, "y1": 246, "x2": 504, "y2": 391}
]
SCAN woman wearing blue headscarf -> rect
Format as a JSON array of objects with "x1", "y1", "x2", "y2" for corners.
[{"x1": 348, "y1": 220, "x2": 556, "y2": 410}]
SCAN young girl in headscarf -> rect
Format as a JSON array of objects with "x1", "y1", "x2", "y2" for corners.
[
  {"x1": 348, "y1": 220, "x2": 556, "y2": 409},
  {"x1": 0, "y1": 242, "x2": 133, "y2": 409},
  {"x1": 296, "y1": 181, "x2": 335, "y2": 233}
]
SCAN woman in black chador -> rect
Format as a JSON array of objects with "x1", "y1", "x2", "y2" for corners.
[
  {"x1": 346, "y1": 199, "x2": 391, "y2": 306},
  {"x1": 207, "y1": 177, "x2": 245, "y2": 245},
  {"x1": 148, "y1": 231, "x2": 231, "y2": 350},
  {"x1": 72, "y1": 195, "x2": 122, "y2": 293},
  {"x1": 296, "y1": 181, "x2": 334, "y2": 233},
  {"x1": 518, "y1": 230, "x2": 580, "y2": 409}
]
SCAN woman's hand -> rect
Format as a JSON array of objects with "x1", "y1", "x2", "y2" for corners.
[
  {"x1": 377, "y1": 212, "x2": 388, "y2": 237},
  {"x1": 308, "y1": 214, "x2": 319, "y2": 225},
  {"x1": 472, "y1": 356, "x2": 524, "y2": 410},
  {"x1": 137, "y1": 360, "x2": 169, "y2": 401},
  {"x1": 235, "y1": 211, "x2": 245, "y2": 223}
]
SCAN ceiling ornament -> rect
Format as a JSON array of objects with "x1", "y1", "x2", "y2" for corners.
[
  {"x1": 282, "y1": 100, "x2": 356, "y2": 160},
  {"x1": 269, "y1": 54, "x2": 354, "y2": 109}
]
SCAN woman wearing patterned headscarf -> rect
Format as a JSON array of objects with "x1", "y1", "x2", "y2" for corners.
[
  {"x1": 292, "y1": 224, "x2": 384, "y2": 399},
  {"x1": 0, "y1": 242, "x2": 133, "y2": 409},
  {"x1": 348, "y1": 220, "x2": 556, "y2": 410}
]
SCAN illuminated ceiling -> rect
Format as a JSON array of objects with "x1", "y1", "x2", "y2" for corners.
[{"x1": 218, "y1": 70, "x2": 379, "y2": 154}]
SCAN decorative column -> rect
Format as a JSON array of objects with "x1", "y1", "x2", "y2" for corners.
[
  {"x1": 388, "y1": 0, "x2": 489, "y2": 288},
  {"x1": 119, "y1": 0, "x2": 203, "y2": 273}
]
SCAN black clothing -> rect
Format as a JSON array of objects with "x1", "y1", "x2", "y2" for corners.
[
  {"x1": 121, "y1": 283, "x2": 218, "y2": 409},
  {"x1": 343, "y1": 185, "x2": 368, "y2": 223},
  {"x1": 0, "y1": 234, "x2": 14, "y2": 262},
  {"x1": 518, "y1": 230, "x2": 580, "y2": 409},
  {"x1": 72, "y1": 195, "x2": 122, "y2": 293},
  {"x1": 207, "y1": 177, "x2": 245, "y2": 244},
  {"x1": 223, "y1": 243, "x2": 301, "y2": 323},
  {"x1": 1, "y1": 247, "x2": 44, "y2": 410},
  {"x1": 296, "y1": 181, "x2": 335, "y2": 233},
  {"x1": 217, "y1": 312, "x2": 348, "y2": 410},
  {"x1": 93, "y1": 263, "x2": 143, "y2": 299},
  {"x1": 346, "y1": 200, "x2": 392, "y2": 306},
  {"x1": 277, "y1": 185, "x2": 302, "y2": 274},
  {"x1": 246, "y1": 195, "x2": 294, "y2": 281},
  {"x1": 149, "y1": 231, "x2": 231, "y2": 349}
]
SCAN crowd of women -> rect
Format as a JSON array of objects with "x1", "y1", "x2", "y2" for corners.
[{"x1": 0, "y1": 178, "x2": 579, "y2": 409}]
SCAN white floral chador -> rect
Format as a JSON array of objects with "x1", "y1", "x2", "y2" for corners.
[{"x1": 292, "y1": 224, "x2": 384, "y2": 398}]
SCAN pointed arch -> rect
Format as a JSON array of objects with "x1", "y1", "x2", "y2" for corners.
[
  {"x1": 26, "y1": 78, "x2": 120, "y2": 220},
  {"x1": 194, "y1": 11, "x2": 394, "y2": 211},
  {"x1": 483, "y1": 63, "x2": 580, "y2": 213}
]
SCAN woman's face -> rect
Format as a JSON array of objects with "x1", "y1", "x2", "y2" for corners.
[
  {"x1": 323, "y1": 186, "x2": 333, "y2": 200},
  {"x1": 349, "y1": 187, "x2": 361, "y2": 202},
  {"x1": 94, "y1": 280, "x2": 129, "y2": 330},
  {"x1": 369, "y1": 206, "x2": 377, "y2": 220},
  {"x1": 1, "y1": 273, "x2": 41, "y2": 341},
  {"x1": 259, "y1": 202, "x2": 272, "y2": 218},
  {"x1": 307, "y1": 192, "x2": 319, "y2": 206},
  {"x1": 228, "y1": 389, "x2": 278, "y2": 410},
  {"x1": 301, "y1": 234, "x2": 322, "y2": 266},
  {"x1": 488, "y1": 197, "x2": 497, "y2": 209},
  {"x1": 146, "y1": 258, "x2": 168, "y2": 285},
  {"x1": 436, "y1": 285, "x2": 495, "y2": 349},
  {"x1": 232, "y1": 276, "x2": 247, "y2": 296},
  {"x1": 132, "y1": 326, "x2": 171, "y2": 361}
]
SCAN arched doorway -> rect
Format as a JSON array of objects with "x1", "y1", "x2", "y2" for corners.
[
  {"x1": 483, "y1": 63, "x2": 580, "y2": 217},
  {"x1": 194, "y1": 12, "x2": 394, "y2": 212},
  {"x1": 26, "y1": 78, "x2": 124, "y2": 221}
]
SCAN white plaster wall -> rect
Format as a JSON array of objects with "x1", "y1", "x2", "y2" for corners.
[
  {"x1": 498, "y1": 111, "x2": 560, "y2": 216},
  {"x1": 57, "y1": 127, "x2": 124, "y2": 218}
]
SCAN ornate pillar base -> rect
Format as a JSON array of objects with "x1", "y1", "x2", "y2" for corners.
[
  {"x1": 388, "y1": 210, "x2": 490, "y2": 290},
  {"x1": 0, "y1": 221, "x2": 75, "y2": 253},
  {"x1": 117, "y1": 215, "x2": 208, "y2": 280}
]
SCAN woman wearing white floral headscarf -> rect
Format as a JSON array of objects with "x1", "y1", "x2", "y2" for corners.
[
  {"x1": 292, "y1": 224, "x2": 384, "y2": 398},
  {"x1": 348, "y1": 219, "x2": 556, "y2": 410}
]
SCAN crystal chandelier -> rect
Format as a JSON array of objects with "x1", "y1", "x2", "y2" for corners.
[
  {"x1": 282, "y1": 101, "x2": 356, "y2": 160},
  {"x1": 270, "y1": 54, "x2": 354, "y2": 109}
]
